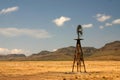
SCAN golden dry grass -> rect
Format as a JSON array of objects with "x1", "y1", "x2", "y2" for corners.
[{"x1": 0, "y1": 61, "x2": 120, "y2": 80}]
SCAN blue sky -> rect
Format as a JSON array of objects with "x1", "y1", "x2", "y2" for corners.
[{"x1": 0, "y1": 0, "x2": 120, "y2": 55}]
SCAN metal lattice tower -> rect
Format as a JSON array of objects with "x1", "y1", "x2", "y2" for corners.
[{"x1": 72, "y1": 25, "x2": 86, "y2": 72}]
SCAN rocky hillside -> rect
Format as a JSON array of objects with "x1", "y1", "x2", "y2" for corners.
[
  {"x1": 86, "y1": 41, "x2": 120, "y2": 60},
  {"x1": 0, "y1": 54, "x2": 26, "y2": 61},
  {"x1": 0, "y1": 41, "x2": 120, "y2": 61},
  {"x1": 27, "y1": 46, "x2": 96, "y2": 61},
  {"x1": 100, "y1": 41, "x2": 120, "y2": 50}
]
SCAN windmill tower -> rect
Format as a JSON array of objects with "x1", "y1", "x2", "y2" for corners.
[{"x1": 72, "y1": 25, "x2": 86, "y2": 72}]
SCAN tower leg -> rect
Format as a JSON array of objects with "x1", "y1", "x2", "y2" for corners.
[
  {"x1": 79, "y1": 60, "x2": 81, "y2": 72},
  {"x1": 72, "y1": 39, "x2": 86, "y2": 72},
  {"x1": 72, "y1": 54, "x2": 76, "y2": 72},
  {"x1": 77, "y1": 61, "x2": 79, "y2": 72},
  {"x1": 79, "y1": 40, "x2": 86, "y2": 72},
  {"x1": 82, "y1": 59, "x2": 86, "y2": 72}
]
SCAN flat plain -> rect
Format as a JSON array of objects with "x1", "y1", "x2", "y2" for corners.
[{"x1": 0, "y1": 61, "x2": 120, "y2": 80}]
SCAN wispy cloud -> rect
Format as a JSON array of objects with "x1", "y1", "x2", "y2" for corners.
[
  {"x1": 105, "y1": 23, "x2": 112, "y2": 26},
  {"x1": 95, "y1": 13, "x2": 111, "y2": 22},
  {"x1": 99, "y1": 26, "x2": 104, "y2": 29},
  {"x1": 112, "y1": 19, "x2": 120, "y2": 24},
  {"x1": 0, "y1": 48, "x2": 29, "y2": 55},
  {"x1": 0, "y1": 6, "x2": 19, "y2": 14},
  {"x1": 52, "y1": 49, "x2": 58, "y2": 52},
  {"x1": 82, "y1": 24, "x2": 93, "y2": 28},
  {"x1": 53, "y1": 16, "x2": 71, "y2": 26},
  {"x1": 0, "y1": 28, "x2": 51, "y2": 38},
  {"x1": 104, "y1": 19, "x2": 120, "y2": 27},
  {"x1": 0, "y1": 48, "x2": 9, "y2": 55},
  {"x1": 94, "y1": 14, "x2": 120, "y2": 29}
]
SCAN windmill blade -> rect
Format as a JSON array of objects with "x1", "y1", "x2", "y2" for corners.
[{"x1": 77, "y1": 25, "x2": 83, "y2": 37}]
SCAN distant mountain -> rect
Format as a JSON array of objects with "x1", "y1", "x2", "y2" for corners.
[
  {"x1": 0, "y1": 54, "x2": 26, "y2": 61},
  {"x1": 27, "y1": 51, "x2": 52, "y2": 60},
  {"x1": 86, "y1": 41, "x2": 120, "y2": 60},
  {"x1": 26, "y1": 46, "x2": 96, "y2": 61},
  {"x1": 0, "y1": 41, "x2": 120, "y2": 61},
  {"x1": 101, "y1": 41, "x2": 120, "y2": 50}
]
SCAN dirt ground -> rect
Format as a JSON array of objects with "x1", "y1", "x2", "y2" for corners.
[{"x1": 0, "y1": 61, "x2": 120, "y2": 80}]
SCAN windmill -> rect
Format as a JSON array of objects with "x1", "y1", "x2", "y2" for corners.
[{"x1": 72, "y1": 25, "x2": 86, "y2": 72}]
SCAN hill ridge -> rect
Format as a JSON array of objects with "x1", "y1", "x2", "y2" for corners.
[{"x1": 0, "y1": 40, "x2": 120, "y2": 61}]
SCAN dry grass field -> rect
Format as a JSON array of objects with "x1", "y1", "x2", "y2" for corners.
[{"x1": 0, "y1": 61, "x2": 120, "y2": 80}]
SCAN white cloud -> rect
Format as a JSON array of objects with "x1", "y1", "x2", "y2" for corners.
[
  {"x1": 0, "y1": 48, "x2": 29, "y2": 55},
  {"x1": 0, "y1": 28, "x2": 51, "y2": 38},
  {"x1": 112, "y1": 19, "x2": 120, "y2": 24},
  {"x1": 53, "y1": 16, "x2": 71, "y2": 26},
  {"x1": 82, "y1": 24, "x2": 93, "y2": 28},
  {"x1": 0, "y1": 48, "x2": 9, "y2": 55},
  {"x1": 105, "y1": 23, "x2": 112, "y2": 26},
  {"x1": 96, "y1": 14, "x2": 101, "y2": 17},
  {"x1": 99, "y1": 26, "x2": 104, "y2": 29},
  {"x1": 52, "y1": 49, "x2": 58, "y2": 52},
  {"x1": 95, "y1": 13, "x2": 111, "y2": 22},
  {"x1": 0, "y1": 6, "x2": 19, "y2": 14},
  {"x1": 11, "y1": 49, "x2": 24, "y2": 54}
]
